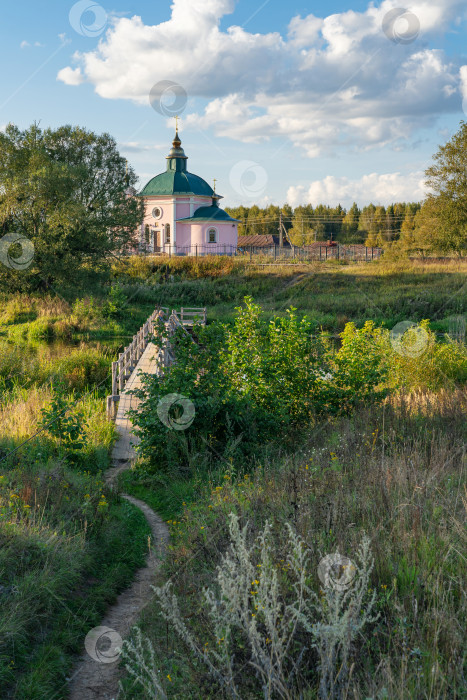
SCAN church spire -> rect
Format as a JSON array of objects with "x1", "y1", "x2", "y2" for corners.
[
  {"x1": 166, "y1": 116, "x2": 187, "y2": 172},
  {"x1": 166, "y1": 137, "x2": 187, "y2": 171},
  {"x1": 173, "y1": 116, "x2": 181, "y2": 148}
]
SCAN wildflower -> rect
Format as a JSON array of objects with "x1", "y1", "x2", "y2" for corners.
[{"x1": 167, "y1": 674, "x2": 172, "y2": 681}]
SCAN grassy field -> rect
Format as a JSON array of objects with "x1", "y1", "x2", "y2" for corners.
[
  {"x1": 1, "y1": 257, "x2": 466, "y2": 698},
  {"x1": 112, "y1": 257, "x2": 467, "y2": 333}
]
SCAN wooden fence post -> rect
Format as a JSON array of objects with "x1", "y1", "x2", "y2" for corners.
[{"x1": 111, "y1": 361, "x2": 118, "y2": 396}]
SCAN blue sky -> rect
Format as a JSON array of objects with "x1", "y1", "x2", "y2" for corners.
[{"x1": 1, "y1": 0, "x2": 467, "y2": 208}]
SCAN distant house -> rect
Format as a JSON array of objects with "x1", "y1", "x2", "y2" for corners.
[{"x1": 238, "y1": 234, "x2": 291, "y2": 248}]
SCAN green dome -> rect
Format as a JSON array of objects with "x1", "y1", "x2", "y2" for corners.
[
  {"x1": 139, "y1": 170, "x2": 214, "y2": 197},
  {"x1": 139, "y1": 130, "x2": 215, "y2": 198}
]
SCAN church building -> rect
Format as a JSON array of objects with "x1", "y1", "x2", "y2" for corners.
[{"x1": 138, "y1": 129, "x2": 239, "y2": 255}]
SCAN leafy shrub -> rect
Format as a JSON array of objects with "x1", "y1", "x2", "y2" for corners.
[
  {"x1": 40, "y1": 390, "x2": 86, "y2": 449},
  {"x1": 133, "y1": 298, "x2": 390, "y2": 473},
  {"x1": 386, "y1": 320, "x2": 467, "y2": 390},
  {"x1": 102, "y1": 283, "x2": 128, "y2": 319},
  {"x1": 72, "y1": 296, "x2": 99, "y2": 320}
]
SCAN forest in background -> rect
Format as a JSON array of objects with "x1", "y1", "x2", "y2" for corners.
[
  {"x1": 225, "y1": 201, "x2": 421, "y2": 247},
  {"x1": 226, "y1": 122, "x2": 467, "y2": 257}
]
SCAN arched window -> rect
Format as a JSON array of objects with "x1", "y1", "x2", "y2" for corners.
[
  {"x1": 207, "y1": 227, "x2": 218, "y2": 243},
  {"x1": 165, "y1": 224, "x2": 171, "y2": 244}
]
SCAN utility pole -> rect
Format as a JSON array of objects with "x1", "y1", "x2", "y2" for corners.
[{"x1": 279, "y1": 211, "x2": 283, "y2": 248}]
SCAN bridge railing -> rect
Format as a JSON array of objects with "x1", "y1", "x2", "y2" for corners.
[
  {"x1": 175, "y1": 307, "x2": 207, "y2": 325},
  {"x1": 106, "y1": 305, "x2": 206, "y2": 418}
]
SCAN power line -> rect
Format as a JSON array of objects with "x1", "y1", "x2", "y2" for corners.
[{"x1": 233, "y1": 215, "x2": 417, "y2": 224}]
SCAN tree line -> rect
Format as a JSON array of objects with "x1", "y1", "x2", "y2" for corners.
[
  {"x1": 226, "y1": 120, "x2": 467, "y2": 256},
  {"x1": 224, "y1": 202, "x2": 421, "y2": 247}
]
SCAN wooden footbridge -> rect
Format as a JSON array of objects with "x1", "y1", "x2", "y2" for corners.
[{"x1": 107, "y1": 306, "x2": 206, "y2": 465}]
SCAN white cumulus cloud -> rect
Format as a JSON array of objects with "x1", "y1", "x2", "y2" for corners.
[
  {"x1": 287, "y1": 171, "x2": 427, "y2": 208},
  {"x1": 57, "y1": 0, "x2": 467, "y2": 155},
  {"x1": 57, "y1": 66, "x2": 84, "y2": 86}
]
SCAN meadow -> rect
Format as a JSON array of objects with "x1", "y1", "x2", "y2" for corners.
[
  {"x1": 0, "y1": 294, "x2": 152, "y2": 698},
  {"x1": 0, "y1": 256, "x2": 465, "y2": 698},
  {"x1": 111, "y1": 256, "x2": 467, "y2": 333}
]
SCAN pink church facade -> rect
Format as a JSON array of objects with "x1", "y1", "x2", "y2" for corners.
[{"x1": 138, "y1": 132, "x2": 239, "y2": 255}]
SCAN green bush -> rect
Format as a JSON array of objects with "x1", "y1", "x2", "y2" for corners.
[
  {"x1": 387, "y1": 320, "x2": 467, "y2": 390},
  {"x1": 27, "y1": 319, "x2": 53, "y2": 341},
  {"x1": 102, "y1": 283, "x2": 127, "y2": 319},
  {"x1": 132, "y1": 298, "x2": 390, "y2": 474}
]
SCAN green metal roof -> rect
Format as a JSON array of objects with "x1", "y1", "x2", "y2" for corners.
[
  {"x1": 176, "y1": 203, "x2": 240, "y2": 224},
  {"x1": 139, "y1": 170, "x2": 215, "y2": 197}
]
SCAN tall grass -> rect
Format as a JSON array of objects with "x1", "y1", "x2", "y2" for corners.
[
  {"x1": 0, "y1": 462, "x2": 151, "y2": 699},
  {"x1": 120, "y1": 387, "x2": 467, "y2": 699}
]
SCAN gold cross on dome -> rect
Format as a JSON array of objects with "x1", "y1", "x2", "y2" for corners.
[
  {"x1": 213, "y1": 178, "x2": 217, "y2": 192},
  {"x1": 175, "y1": 115, "x2": 179, "y2": 131}
]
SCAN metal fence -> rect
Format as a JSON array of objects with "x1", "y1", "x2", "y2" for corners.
[
  {"x1": 237, "y1": 244, "x2": 383, "y2": 262},
  {"x1": 132, "y1": 243, "x2": 383, "y2": 261}
]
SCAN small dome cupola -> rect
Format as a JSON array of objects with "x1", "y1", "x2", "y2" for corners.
[
  {"x1": 166, "y1": 129, "x2": 188, "y2": 173},
  {"x1": 139, "y1": 122, "x2": 217, "y2": 197}
]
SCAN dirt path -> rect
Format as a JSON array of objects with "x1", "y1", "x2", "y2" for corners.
[
  {"x1": 67, "y1": 492, "x2": 169, "y2": 700},
  {"x1": 67, "y1": 343, "x2": 168, "y2": 699}
]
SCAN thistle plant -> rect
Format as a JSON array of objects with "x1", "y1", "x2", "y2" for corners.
[
  {"x1": 149, "y1": 514, "x2": 378, "y2": 699},
  {"x1": 298, "y1": 536, "x2": 379, "y2": 699},
  {"x1": 119, "y1": 626, "x2": 167, "y2": 699}
]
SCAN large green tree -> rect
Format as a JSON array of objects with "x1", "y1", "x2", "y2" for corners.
[
  {"x1": 0, "y1": 123, "x2": 144, "y2": 290},
  {"x1": 416, "y1": 121, "x2": 467, "y2": 255}
]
